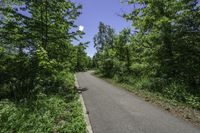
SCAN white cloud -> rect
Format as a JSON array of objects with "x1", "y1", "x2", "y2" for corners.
[{"x1": 79, "y1": 25, "x2": 84, "y2": 31}]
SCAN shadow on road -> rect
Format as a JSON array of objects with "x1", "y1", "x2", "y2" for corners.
[{"x1": 77, "y1": 87, "x2": 88, "y2": 93}]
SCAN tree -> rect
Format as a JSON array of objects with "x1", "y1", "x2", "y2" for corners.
[
  {"x1": 124, "y1": 0, "x2": 200, "y2": 89},
  {"x1": 93, "y1": 22, "x2": 117, "y2": 76},
  {"x1": 93, "y1": 0, "x2": 200, "y2": 104},
  {"x1": 0, "y1": 0, "x2": 83, "y2": 99},
  {"x1": 75, "y1": 42, "x2": 91, "y2": 71},
  {"x1": 114, "y1": 28, "x2": 131, "y2": 73},
  {"x1": 93, "y1": 22, "x2": 115, "y2": 51}
]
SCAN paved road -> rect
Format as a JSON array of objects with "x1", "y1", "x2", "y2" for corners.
[{"x1": 76, "y1": 72, "x2": 200, "y2": 133}]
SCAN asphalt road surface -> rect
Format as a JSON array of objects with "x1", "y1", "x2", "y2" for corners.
[{"x1": 76, "y1": 72, "x2": 200, "y2": 133}]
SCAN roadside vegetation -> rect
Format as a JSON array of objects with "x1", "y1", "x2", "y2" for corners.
[
  {"x1": 92, "y1": 0, "x2": 200, "y2": 126},
  {"x1": 1, "y1": 0, "x2": 200, "y2": 131},
  {"x1": 0, "y1": 0, "x2": 91, "y2": 132},
  {"x1": 94, "y1": 73, "x2": 200, "y2": 127}
]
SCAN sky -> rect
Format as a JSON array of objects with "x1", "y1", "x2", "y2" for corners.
[
  {"x1": 11, "y1": 0, "x2": 200, "y2": 57},
  {"x1": 72, "y1": 0, "x2": 132, "y2": 57},
  {"x1": 15, "y1": 0, "x2": 132, "y2": 57}
]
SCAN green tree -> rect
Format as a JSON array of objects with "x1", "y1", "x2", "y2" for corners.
[
  {"x1": 93, "y1": 0, "x2": 200, "y2": 105},
  {"x1": 94, "y1": 22, "x2": 115, "y2": 51},
  {"x1": 93, "y1": 22, "x2": 116, "y2": 76},
  {"x1": 114, "y1": 28, "x2": 131, "y2": 73},
  {"x1": 0, "y1": 0, "x2": 82, "y2": 99},
  {"x1": 75, "y1": 42, "x2": 91, "y2": 71},
  {"x1": 124, "y1": 0, "x2": 200, "y2": 90}
]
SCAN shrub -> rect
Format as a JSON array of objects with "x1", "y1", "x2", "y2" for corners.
[
  {"x1": 150, "y1": 77, "x2": 168, "y2": 92},
  {"x1": 134, "y1": 77, "x2": 153, "y2": 90},
  {"x1": 37, "y1": 71, "x2": 75, "y2": 96},
  {"x1": 130, "y1": 63, "x2": 148, "y2": 76},
  {"x1": 0, "y1": 93, "x2": 86, "y2": 133},
  {"x1": 163, "y1": 82, "x2": 188, "y2": 102},
  {"x1": 186, "y1": 95, "x2": 200, "y2": 109}
]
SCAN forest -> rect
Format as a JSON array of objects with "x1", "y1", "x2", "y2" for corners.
[
  {"x1": 0, "y1": 0, "x2": 200, "y2": 132},
  {"x1": 93, "y1": 0, "x2": 200, "y2": 110},
  {"x1": 0, "y1": 0, "x2": 91, "y2": 132}
]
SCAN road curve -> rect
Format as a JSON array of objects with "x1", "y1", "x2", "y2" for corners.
[{"x1": 76, "y1": 72, "x2": 200, "y2": 133}]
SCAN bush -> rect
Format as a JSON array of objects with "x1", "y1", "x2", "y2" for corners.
[
  {"x1": 163, "y1": 82, "x2": 188, "y2": 102},
  {"x1": 134, "y1": 77, "x2": 153, "y2": 90},
  {"x1": 150, "y1": 77, "x2": 168, "y2": 92},
  {"x1": 186, "y1": 95, "x2": 200, "y2": 109},
  {"x1": 55, "y1": 71, "x2": 75, "y2": 95},
  {"x1": 0, "y1": 93, "x2": 86, "y2": 133},
  {"x1": 130, "y1": 63, "x2": 148, "y2": 76},
  {"x1": 36, "y1": 71, "x2": 75, "y2": 96}
]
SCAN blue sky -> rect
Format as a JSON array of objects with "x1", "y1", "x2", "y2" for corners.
[
  {"x1": 17, "y1": 0, "x2": 131, "y2": 57},
  {"x1": 15, "y1": 0, "x2": 200, "y2": 57},
  {"x1": 72, "y1": 0, "x2": 132, "y2": 57}
]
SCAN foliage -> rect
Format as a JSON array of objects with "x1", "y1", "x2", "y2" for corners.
[
  {"x1": 164, "y1": 82, "x2": 188, "y2": 102},
  {"x1": 93, "y1": 22, "x2": 115, "y2": 51},
  {"x1": 93, "y1": 1, "x2": 200, "y2": 109},
  {"x1": 0, "y1": 0, "x2": 89, "y2": 99},
  {"x1": 0, "y1": 93, "x2": 86, "y2": 133},
  {"x1": 75, "y1": 42, "x2": 92, "y2": 71},
  {"x1": 0, "y1": 0, "x2": 88, "y2": 132}
]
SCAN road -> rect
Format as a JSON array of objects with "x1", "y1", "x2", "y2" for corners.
[{"x1": 76, "y1": 72, "x2": 200, "y2": 133}]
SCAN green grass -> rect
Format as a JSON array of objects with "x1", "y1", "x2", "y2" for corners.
[{"x1": 0, "y1": 92, "x2": 86, "y2": 133}]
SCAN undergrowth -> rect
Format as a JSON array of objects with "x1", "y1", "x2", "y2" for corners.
[
  {"x1": 0, "y1": 92, "x2": 86, "y2": 133},
  {"x1": 0, "y1": 72, "x2": 86, "y2": 133}
]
